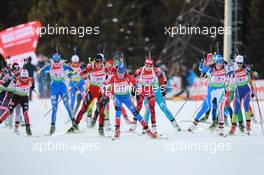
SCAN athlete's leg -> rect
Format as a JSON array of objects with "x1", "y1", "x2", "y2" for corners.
[
  {"x1": 143, "y1": 97, "x2": 150, "y2": 123},
  {"x1": 155, "y1": 88, "x2": 174, "y2": 121},
  {"x1": 70, "y1": 83, "x2": 77, "y2": 112},
  {"x1": 147, "y1": 93, "x2": 156, "y2": 127}
]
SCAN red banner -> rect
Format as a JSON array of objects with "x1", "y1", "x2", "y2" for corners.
[{"x1": 0, "y1": 21, "x2": 41, "y2": 58}]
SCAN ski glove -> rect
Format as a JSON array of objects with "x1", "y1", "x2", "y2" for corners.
[
  {"x1": 162, "y1": 91, "x2": 166, "y2": 97},
  {"x1": 30, "y1": 84, "x2": 35, "y2": 91},
  {"x1": 251, "y1": 92, "x2": 255, "y2": 98}
]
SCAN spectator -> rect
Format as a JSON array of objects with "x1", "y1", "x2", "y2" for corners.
[
  {"x1": 36, "y1": 55, "x2": 50, "y2": 98},
  {"x1": 43, "y1": 56, "x2": 51, "y2": 97},
  {"x1": 23, "y1": 56, "x2": 37, "y2": 100},
  {"x1": 35, "y1": 55, "x2": 45, "y2": 98},
  {"x1": 174, "y1": 63, "x2": 197, "y2": 98},
  {"x1": 23, "y1": 57, "x2": 37, "y2": 77}
]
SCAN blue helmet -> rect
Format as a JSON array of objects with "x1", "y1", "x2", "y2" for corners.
[
  {"x1": 52, "y1": 53, "x2": 61, "y2": 62},
  {"x1": 117, "y1": 64, "x2": 126, "y2": 74},
  {"x1": 213, "y1": 54, "x2": 224, "y2": 64}
]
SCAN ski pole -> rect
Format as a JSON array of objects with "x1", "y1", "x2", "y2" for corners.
[
  {"x1": 173, "y1": 69, "x2": 206, "y2": 119},
  {"x1": 180, "y1": 73, "x2": 204, "y2": 119},
  {"x1": 190, "y1": 100, "x2": 204, "y2": 119},
  {"x1": 174, "y1": 95, "x2": 192, "y2": 118},
  {"x1": 174, "y1": 87, "x2": 198, "y2": 118},
  {"x1": 251, "y1": 100, "x2": 256, "y2": 118},
  {"x1": 70, "y1": 79, "x2": 84, "y2": 95},
  {"x1": 68, "y1": 78, "x2": 86, "y2": 114},
  {"x1": 252, "y1": 80, "x2": 264, "y2": 136},
  {"x1": 43, "y1": 87, "x2": 73, "y2": 117}
]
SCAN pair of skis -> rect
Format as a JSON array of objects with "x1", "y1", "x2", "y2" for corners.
[{"x1": 39, "y1": 128, "x2": 168, "y2": 140}]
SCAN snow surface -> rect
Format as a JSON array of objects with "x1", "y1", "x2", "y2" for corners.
[{"x1": 0, "y1": 99, "x2": 264, "y2": 175}]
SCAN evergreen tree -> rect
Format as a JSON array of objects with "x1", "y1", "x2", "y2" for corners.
[
  {"x1": 246, "y1": 0, "x2": 264, "y2": 76},
  {"x1": 26, "y1": 0, "x2": 183, "y2": 67}
]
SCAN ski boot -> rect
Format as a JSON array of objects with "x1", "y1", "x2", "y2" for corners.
[
  {"x1": 129, "y1": 119, "x2": 137, "y2": 132},
  {"x1": 188, "y1": 120, "x2": 198, "y2": 132},
  {"x1": 246, "y1": 120, "x2": 251, "y2": 135},
  {"x1": 98, "y1": 126, "x2": 104, "y2": 136},
  {"x1": 26, "y1": 125, "x2": 32, "y2": 136},
  {"x1": 49, "y1": 123, "x2": 56, "y2": 135},
  {"x1": 209, "y1": 120, "x2": 218, "y2": 131},
  {"x1": 145, "y1": 128, "x2": 157, "y2": 138},
  {"x1": 114, "y1": 127, "x2": 121, "y2": 138},
  {"x1": 14, "y1": 121, "x2": 20, "y2": 134},
  {"x1": 238, "y1": 121, "x2": 245, "y2": 133},
  {"x1": 218, "y1": 123, "x2": 224, "y2": 136},
  {"x1": 229, "y1": 123, "x2": 236, "y2": 135},
  {"x1": 67, "y1": 120, "x2": 79, "y2": 133},
  {"x1": 151, "y1": 124, "x2": 158, "y2": 134},
  {"x1": 171, "y1": 119, "x2": 181, "y2": 131}
]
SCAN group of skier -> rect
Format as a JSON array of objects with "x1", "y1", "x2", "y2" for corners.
[
  {"x1": 0, "y1": 49, "x2": 182, "y2": 139},
  {"x1": 0, "y1": 62, "x2": 34, "y2": 135},
  {"x1": 188, "y1": 51, "x2": 257, "y2": 136},
  {"x1": 0, "y1": 46, "x2": 260, "y2": 138},
  {"x1": 64, "y1": 51, "x2": 182, "y2": 138}
]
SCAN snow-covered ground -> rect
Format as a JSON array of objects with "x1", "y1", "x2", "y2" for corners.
[{"x1": 0, "y1": 99, "x2": 264, "y2": 175}]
